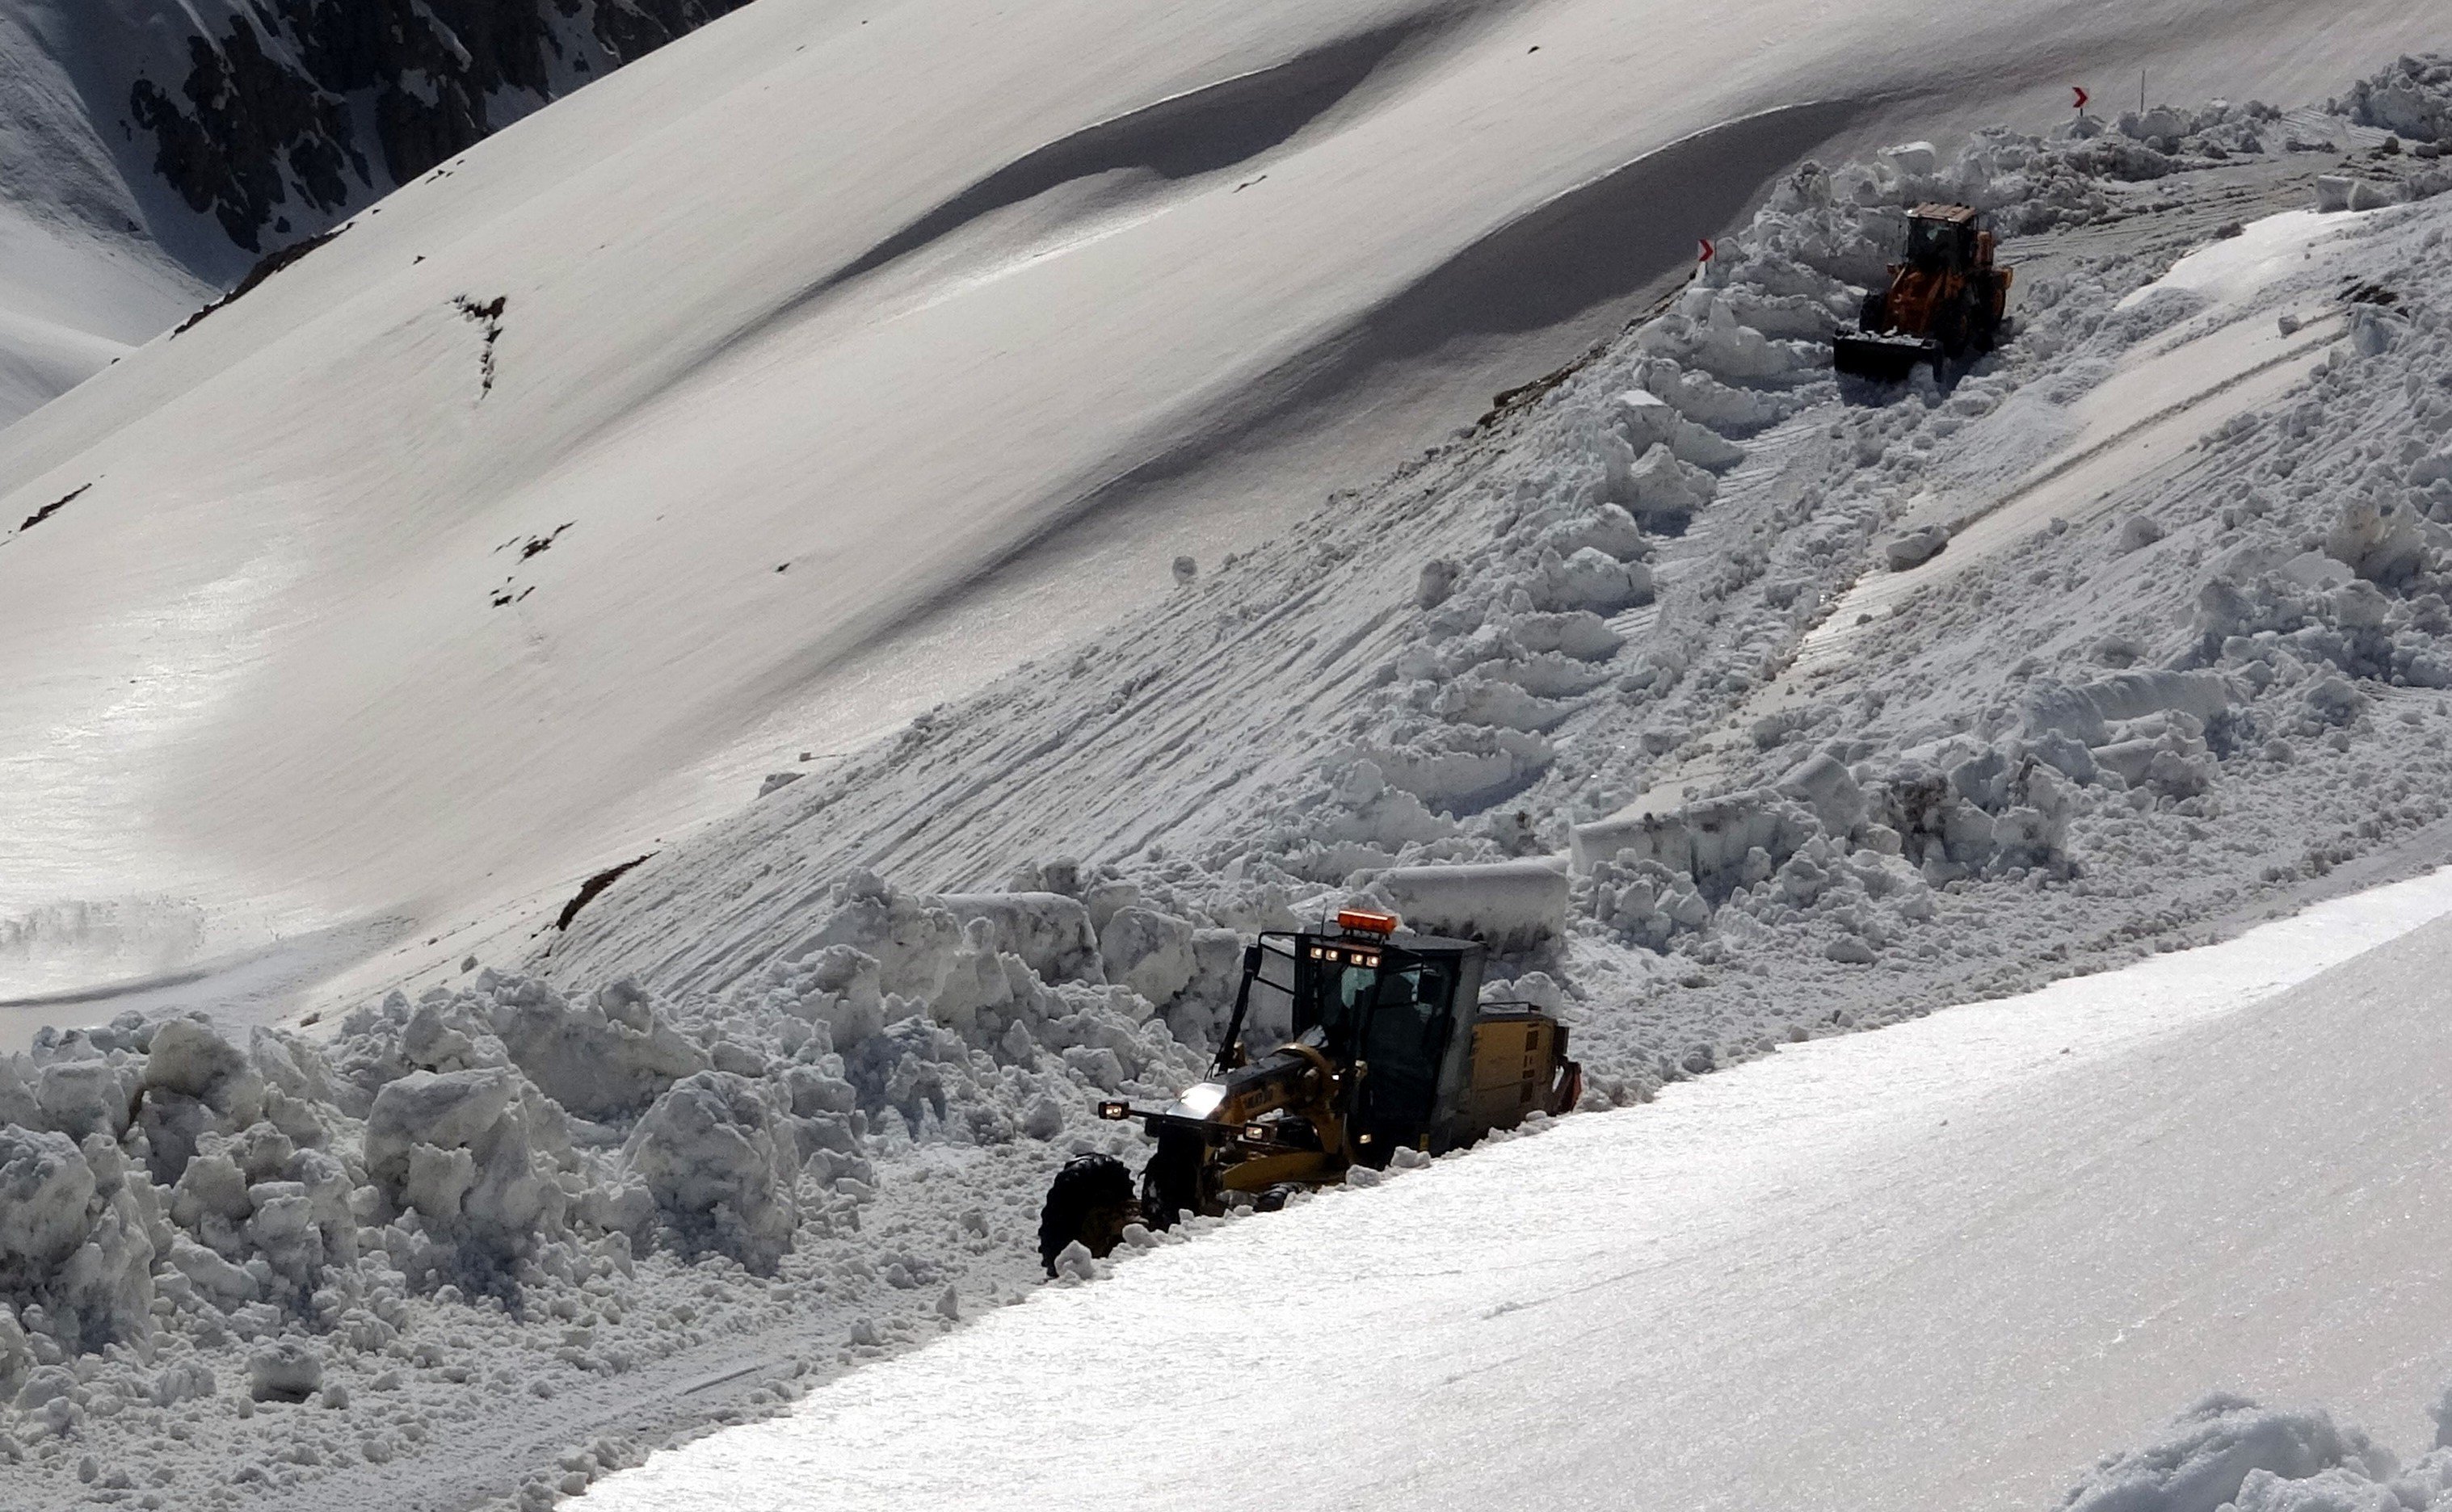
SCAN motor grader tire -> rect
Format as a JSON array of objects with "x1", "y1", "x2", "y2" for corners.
[
  {"x1": 1254, "y1": 1183, "x2": 1302, "y2": 1213},
  {"x1": 1039, "y1": 1153, "x2": 1138, "y2": 1275},
  {"x1": 1138, "y1": 1128, "x2": 1204, "y2": 1232}
]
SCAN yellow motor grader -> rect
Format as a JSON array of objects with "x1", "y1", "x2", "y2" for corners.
[
  {"x1": 1833, "y1": 203, "x2": 2014, "y2": 380},
  {"x1": 1038, "y1": 909, "x2": 1581, "y2": 1271}
]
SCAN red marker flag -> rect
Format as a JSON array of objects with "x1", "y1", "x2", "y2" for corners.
[
  {"x1": 2072, "y1": 85, "x2": 2089, "y2": 111},
  {"x1": 1697, "y1": 237, "x2": 1716, "y2": 263}
]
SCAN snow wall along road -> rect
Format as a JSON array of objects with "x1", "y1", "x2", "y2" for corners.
[
  {"x1": 1, "y1": 0, "x2": 2444, "y2": 1019},
  {"x1": 587, "y1": 866, "x2": 2452, "y2": 1512}
]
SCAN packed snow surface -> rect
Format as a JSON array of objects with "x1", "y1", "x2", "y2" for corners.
[
  {"x1": 1, "y1": 0, "x2": 2444, "y2": 1012},
  {"x1": 584, "y1": 866, "x2": 2452, "y2": 1512}
]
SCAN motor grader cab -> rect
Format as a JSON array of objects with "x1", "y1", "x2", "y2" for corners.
[
  {"x1": 1833, "y1": 203, "x2": 2013, "y2": 380},
  {"x1": 1037, "y1": 909, "x2": 1581, "y2": 1272}
]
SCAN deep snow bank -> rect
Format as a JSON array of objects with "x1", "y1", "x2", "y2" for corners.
[
  {"x1": 578, "y1": 865, "x2": 2452, "y2": 1512},
  {"x1": 0, "y1": 864, "x2": 1255, "y2": 1506}
]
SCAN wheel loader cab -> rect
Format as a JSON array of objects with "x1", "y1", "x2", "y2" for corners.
[
  {"x1": 1904, "y1": 211, "x2": 1974, "y2": 271},
  {"x1": 1832, "y1": 203, "x2": 2012, "y2": 380}
]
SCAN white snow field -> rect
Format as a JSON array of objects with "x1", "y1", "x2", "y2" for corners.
[
  {"x1": 1, "y1": 0, "x2": 2442, "y2": 1014},
  {"x1": 587, "y1": 865, "x2": 2452, "y2": 1512}
]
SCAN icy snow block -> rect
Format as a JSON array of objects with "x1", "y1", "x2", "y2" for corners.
[
  {"x1": 1684, "y1": 303, "x2": 1813, "y2": 382},
  {"x1": 2349, "y1": 178, "x2": 2404, "y2": 212},
  {"x1": 142, "y1": 1018, "x2": 252, "y2": 1106},
  {"x1": 2280, "y1": 551, "x2": 2355, "y2": 590},
  {"x1": 1571, "y1": 790, "x2": 1818, "y2": 892},
  {"x1": 934, "y1": 892, "x2": 1104, "y2": 985},
  {"x1": 1610, "y1": 442, "x2": 1717, "y2": 526},
  {"x1": 1884, "y1": 527, "x2": 1949, "y2": 572},
  {"x1": 0, "y1": 1126, "x2": 97, "y2": 1275},
  {"x1": 1613, "y1": 388, "x2": 1745, "y2": 471},
  {"x1": 1353, "y1": 860, "x2": 1570, "y2": 955},
  {"x1": 1361, "y1": 726, "x2": 1554, "y2": 812},
  {"x1": 36, "y1": 1061, "x2": 128, "y2": 1143},
  {"x1": 1775, "y1": 752, "x2": 1865, "y2": 836},
  {"x1": 0, "y1": 1060, "x2": 36, "y2": 1128},
  {"x1": 1098, "y1": 906, "x2": 1196, "y2": 1006},
  {"x1": 1878, "y1": 141, "x2": 1938, "y2": 176},
  {"x1": 623, "y1": 1072, "x2": 797, "y2": 1273},
  {"x1": 246, "y1": 1342, "x2": 322, "y2": 1403},
  {"x1": 364, "y1": 1069, "x2": 567, "y2": 1260},
  {"x1": 2059, "y1": 1396, "x2": 2391, "y2": 1512},
  {"x1": 0, "y1": 1310, "x2": 31, "y2": 1401},
  {"x1": 2315, "y1": 494, "x2": 2432, "y2": 583},
  {"x1": 2092, "y1": 739, "x2": 2160, "y2": 788},
  {"x1": 2080, "y1": 670, "x2": 2235, "y2": 724},
  {"x1": 1529, "y1": 547, "x2": 1652, "y2": 616},
  {"x1": 494, "y1": 982, "x2": 708, "y2": 1121},
  {"x1": 2315, "y1": 175, "x2": 2355, "y2": 213},
  {"x1": 1642, "y1": 363, "x2": 1785, "y2": 435}
]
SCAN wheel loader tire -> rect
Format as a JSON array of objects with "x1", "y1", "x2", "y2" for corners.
[
  {"x1": 1038, "y1": 1153, "x2": 1138, "y2": 1275},
  {"x1": 1972, "y1": 284, "x2": 2004, "y2": 353},
  {"x1": 1138, "y1": 1129, "x2": 1203, "y2": 1232},
  {"x1": 1934, "y1": 296, "x2": 1971, "y2": 360}
]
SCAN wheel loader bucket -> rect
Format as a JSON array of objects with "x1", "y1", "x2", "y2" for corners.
[{"x1": 1833, "y1": 330, "x2": 1936, "y2": 382}]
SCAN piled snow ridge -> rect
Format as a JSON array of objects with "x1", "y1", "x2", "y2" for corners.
[
  {"x1": 2050, "y1": 1388, "x2": 2452, "y2": 1512},
  {"x1": 2345, "y1": 54, "x2": 2452, "y2": 147},
  {"x1": 0, "y1": 863, "x2": 1237, "y2": 1504}
]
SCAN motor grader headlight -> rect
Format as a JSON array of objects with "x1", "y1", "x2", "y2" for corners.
[
  {"x1": 1096, "y1": 1101, "x2": 1130, "y2": 1121},
  {"x1": 1173, "y1": 1082, "x2": 1229, "y2": 1120},
  {"x1": 1240, "y1": 1124, "x2": 1270, "y2": 1144}
]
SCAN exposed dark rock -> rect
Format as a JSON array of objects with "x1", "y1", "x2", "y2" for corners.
[
  {"x1": 126, "y1": 0, "x2": 760, "y2": 256},
  {"x1": 173, "y1": 227, "x2": 349, "y2": 335}
]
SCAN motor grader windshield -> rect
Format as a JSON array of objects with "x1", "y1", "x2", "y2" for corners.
[
  {"x1": 1287, "y1": 942, "x2": 1461, "y2": 1137},
  {"x1": 1289, "y1": 941, "x2": 1457, "y2": 1054}
]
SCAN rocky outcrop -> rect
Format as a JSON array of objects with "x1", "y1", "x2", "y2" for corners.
[{"x1": 127, "y1": 0, "x2": 759, "y2": 253}]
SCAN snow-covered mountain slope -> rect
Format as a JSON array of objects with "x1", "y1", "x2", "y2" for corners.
[
  {"x1": 2, "y1": 0, "x2": 2441, "y2": 1013},
  {"x1": 0, "y1": 0, "x2": 759, "y2": 427},
  {"x1": 10, "y1": 60, "x2": 2452, "y2": 1510},
  {"x1": 584, "y1": 866, "x2": 2452, "y2": 1512},
  {"x1": 0, "y1": 4, "x2": 218, "y2": 426}
]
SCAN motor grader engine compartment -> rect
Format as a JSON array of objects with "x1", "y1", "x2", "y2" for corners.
[{"x1": 1043, "y1": 909, "x2": 1581, "y2": 1269}]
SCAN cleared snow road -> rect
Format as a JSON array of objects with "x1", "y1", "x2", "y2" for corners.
[{"x1": 591, "y1": 867, "x2": 2452, "y2": 1512}]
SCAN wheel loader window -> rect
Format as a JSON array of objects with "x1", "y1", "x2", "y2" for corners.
[{"x1": 1907, "y1": 218, "x2": 1948, "y2": 268}]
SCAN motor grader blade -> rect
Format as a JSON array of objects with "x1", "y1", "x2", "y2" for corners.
[{"x1": 1833, "y1": 330, "x2": 1937, "y2": 382}]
